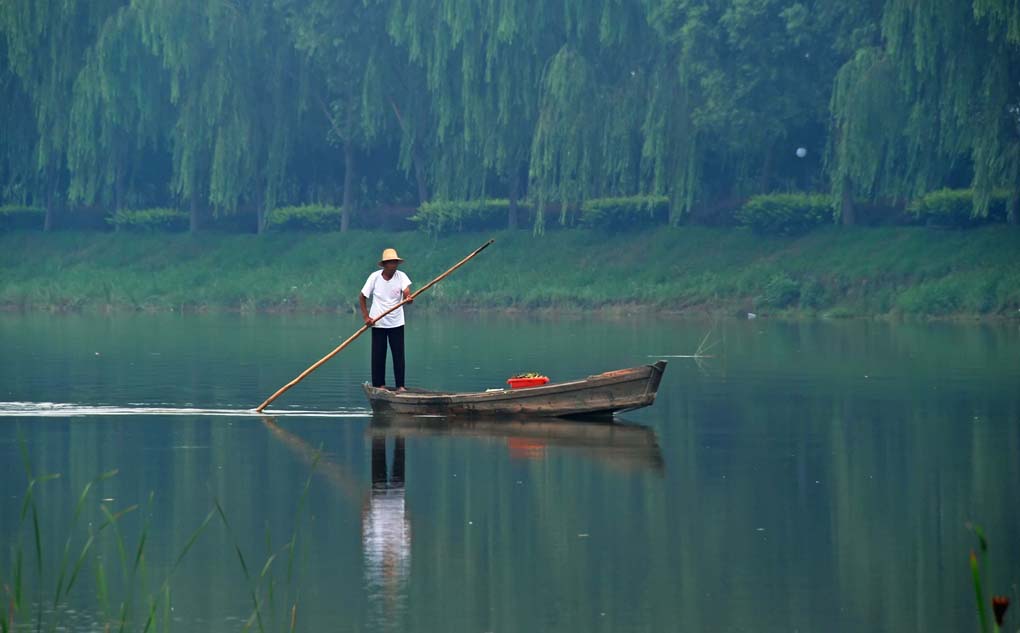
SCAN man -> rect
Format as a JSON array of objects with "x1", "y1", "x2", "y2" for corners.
[{"x1": 360, "y1": 248, "x2": 413, "y2": 391}]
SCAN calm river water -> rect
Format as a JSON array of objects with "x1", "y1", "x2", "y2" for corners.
[{"x1": 1, "y1": 313, "x2": 1018, "y2": 632}]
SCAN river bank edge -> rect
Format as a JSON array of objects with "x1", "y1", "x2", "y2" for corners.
[{"x1": 2, "y1": 226, "x2": 1019, "y2": 320}]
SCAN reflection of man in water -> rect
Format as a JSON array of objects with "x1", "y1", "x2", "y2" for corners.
[{"x1": 363, "y1": 436, "x2": 411, "y2": 624}]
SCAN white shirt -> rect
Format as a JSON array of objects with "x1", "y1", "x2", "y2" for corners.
[{"x1": 361, "y1": 270, "x2": 412, "y2": 328}]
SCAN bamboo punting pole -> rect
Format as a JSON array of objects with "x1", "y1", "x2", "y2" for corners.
[{"x1": 254, "y1": 239, "x2": 494, "y2": 413}]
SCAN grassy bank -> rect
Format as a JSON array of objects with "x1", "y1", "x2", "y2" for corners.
[{"x1": 1, "y1": 227, "x2": 1019, "y2": 318}]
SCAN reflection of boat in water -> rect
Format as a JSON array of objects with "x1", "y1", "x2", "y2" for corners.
[
  {"x1": 363, "y1": 361, "x2": 667, "y2": 418},
  {"x1": 370, "y1": 413, "x2": 665, "y2": 475}
]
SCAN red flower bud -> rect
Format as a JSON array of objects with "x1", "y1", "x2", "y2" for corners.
[{"x1": 992, "y1": 595, "x2": 1009, "y2": 627}]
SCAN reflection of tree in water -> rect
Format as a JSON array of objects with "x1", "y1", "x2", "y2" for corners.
[{"x1": 363, "y1": 436, "x2": 410, "y2": 628}]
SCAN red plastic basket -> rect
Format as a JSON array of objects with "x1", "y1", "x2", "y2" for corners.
[{"x1": 506, "y1": 376, "x2": 550, "y2": 389}]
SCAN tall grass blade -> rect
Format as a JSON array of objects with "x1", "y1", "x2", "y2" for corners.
[
  {"x1": 212, "y1": 498, "x2": 267, "y2": 633},
  {"x1": 170, "y1": 509, "x2": 215, "y2": 574},
  {"x1": 161, "y1": 586, "x2": 171, "y2": 633},
  {"x1": 99, "y1": 505, "x2": 132, "y2": 583},
  {"x1": 54, "y1": 470, "x2": 118, "y2": 607},
  {"x1": 14, "y1": 551, "x2": 22, "y2": 610},
  {"x1": 19, "y1": 481, "x2": 35, "y2": 523},
  {"x1": 67, "y1": 503, "x2": 137, "y2": 599},
  {"x1": 64, "y1": 532, "x2": 97, "y2": 597},
  {"x1": 30, "y1": 504, "x2": 42, "y2": 577},
  {"x1": 95, "y1": 563, "x2": 109, "y2": 621},
  {"x1": 116, "y1": 600, "x2": 129, "y2": 633},
  {"x1": 141, "y1": 595, "x2": 157, "y2": 633},
  {"x1": 972, "y1": 550, "x2": 991, "y2": 633},
  {"x1": 133, "y1": 492, "x2": 154, "y2": 574},
  {"x1": 213, "y1": 499, "x2": 251, "y2": 581}
]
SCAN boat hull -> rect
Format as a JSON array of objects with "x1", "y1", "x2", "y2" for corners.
[{"x1": 362, "y1": 361, "x2": 666, "y2": 418}]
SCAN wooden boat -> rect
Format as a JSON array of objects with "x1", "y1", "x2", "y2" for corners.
[{"x1": 362, "y1": 360, "x2": 667, "y2": 418}]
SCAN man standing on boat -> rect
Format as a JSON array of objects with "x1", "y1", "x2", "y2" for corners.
[{"x1": 360, "y1": 248, "x2": 413, "y2": 392}]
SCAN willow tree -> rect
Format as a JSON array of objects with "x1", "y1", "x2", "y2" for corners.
[
  {"x1": 834, "y1": 0, "x2": 1020, "y2": 223},
  {"x1": 388, "y1": 0, "x2": 569, "y2": 227},
  {"x1": 67, "y1": 5, "x2": 172, "y2": 212},
  {"x1": 276, "y1": 0, "x2": 406, "y2": 231},
  {"x1": 527, "y1": 0, "x2": 656, "y2": 230},
  {"x1": 0, "y1": 39, "x2": 37, "y2": 203},
  {"x1": 135, "y1": 0, "x2": 306, "y2": 232},
  {"x1": 827, "y1": 48, "x2": 914, "y2": 225},
  {"x1": 643, "y1": 0, "x2": 852, "y2": 221},
  {"x1": 0, "y1": 0, "x2": 125, "y2": 229},
  {"x1": 528, "y1": 45, "x2": 602, "y2": 227}
]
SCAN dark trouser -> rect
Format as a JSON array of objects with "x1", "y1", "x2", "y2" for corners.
[{"x1": 371, "y1": 325, "x2": 405, "y2": 388}]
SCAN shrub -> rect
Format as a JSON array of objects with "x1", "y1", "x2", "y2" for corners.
[
  {"x1": 107, "y1": 208, "x2": 189, "y2": 232},
  {"x1": 0, "y1": 205, "x2": 45, "y2": 231},
  {"x1": 907, "y1": 189, "x2": 1008, "y2": 228},
  {"x1": 265, "y1": 205, "x2": 342, "y2": 231},
  {"x1": 410, "y1": 199, "x2": 530, "y2": 234},
  {"x1": 799, "y1": 278, "x2": 829, "y2": 309},
  {"x1": 759, "y1": 273, "x2": 801, "y2": 309},
  {"x1": 736, "y1": 193, "x2": 835, "y2": 235},
  {"x1": 578, "y1": 196, "x2": 670, "y2": 229}
]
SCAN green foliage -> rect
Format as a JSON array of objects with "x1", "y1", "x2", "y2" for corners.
[
  {"x1": 908, "y1": 189, "x2": 1009, "y2": 228},
  {"x1": 107, "y1": 208, "x2": 188, "y2": 232},
  {"x1": 758, "y1": 273, "x2": 801, "y2": 309},
  {"x1": 410, "y1": 200, "x2": 530, "y2": 234},
  {"x1": 0, "y1": 205, "x2": 43, "y2": 230},
  {"x1": 0, "y1": 0, "x2": 1018, "y2": 232},
  {"x1": 880, "y1": 0, "x2": 1020, "y2": 220},
  {"x1": 799, "y1": 278, "x2": 830, "y2": 309},
  {"x1": 3, "y1": 227, "x2": 1018, "y2": 317},
  {"x1": 736, "y1": 193, "x2": 835, "y2": 234},
  {"x1": 265, "y1": 205, "x2": 342, "y2": 232},
  {"x1": 578, "y1": 196, "x2": 670, "y2": 229}
]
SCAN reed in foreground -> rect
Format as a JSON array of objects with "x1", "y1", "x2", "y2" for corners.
[{"x1": 0, "y1": 437, "x2": 320, "y2": 633}]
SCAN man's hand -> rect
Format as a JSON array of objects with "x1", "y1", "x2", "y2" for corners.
[{"x1": 363, "y1": 315, "x2": 375, "y2": 326}]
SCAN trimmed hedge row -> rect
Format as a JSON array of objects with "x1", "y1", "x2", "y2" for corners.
[
  {"x1": 3, "y1": 190, "x2": 1013, "y2": 234},
  {"x1": 579, "y1": 196, "x2": 669, "y2": 229},
  {"x1": 410, "y1": 199, "x2": 532, "y2": 234},
  {"x1": 410, "y1": 196, "x2": 672, "y2": 234},
  {"x1": 907, "y1": 189, "x2": 1009, "y2": 228},
  {"x1": 0, "y1": 206, "x2": 44, "y2": 231},
  {"x1": 735, "y1": 193, "x2": 835, "y2": 235},
  {"x1": 108, "y1": 208, "x2": 189, "y2": 232},
  {"x1": 265, "y1": 204, "x2": 341, "y2": 231}
]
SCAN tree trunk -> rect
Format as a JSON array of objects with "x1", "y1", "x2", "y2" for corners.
[
  {"x1": 840, "y1": 174, "x2": 856, "y2": 226},
  {"x1": 114, "y1": 162, "x2": 125, "y2": 215},
  {"x1": 256, "y1": 188, "x2": 266, "y2": 235},
  {"x1": 190, "y1": 195, "x2": 200, "y2": 233},
  {"x1": 508, "y1": 167, "x2": 520, "y2": 230},
  {"x1": 759, "y1": 143, "x2": 774, "y2": 193},
  {"x1": 412, "y1": 142, "x2": 428, "y2": 206},
  {"x1": 342, "y1": 140, "x2": 354, "y2": 233},
  {"x1": 44, "y1": 187, "x2": 55, "y2": 232}
]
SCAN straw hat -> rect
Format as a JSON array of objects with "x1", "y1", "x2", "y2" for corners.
[{"x1": 378, "y1": 248, "x2": 404, "y2": 266}]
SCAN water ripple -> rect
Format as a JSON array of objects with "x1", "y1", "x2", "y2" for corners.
[{"x1": 0, "y1": 401, "x2": 371, "y2": 418}]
